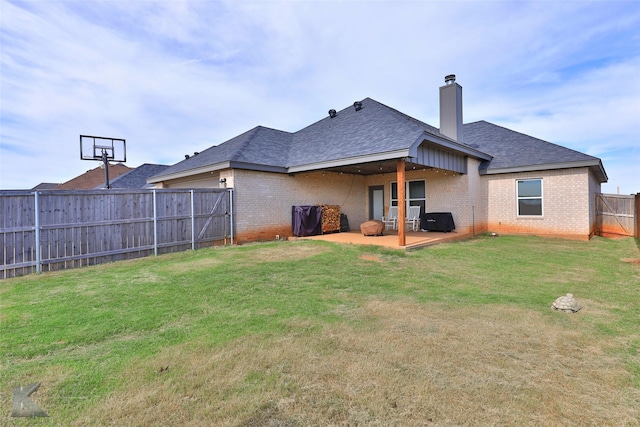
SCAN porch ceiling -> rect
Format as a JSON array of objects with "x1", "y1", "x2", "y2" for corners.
[{"x1": 315, "y1": 159, "x2": 445, "y2": 176}]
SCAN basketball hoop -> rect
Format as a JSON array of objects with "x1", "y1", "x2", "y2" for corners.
[{"x1": 80, "y1": 135, "x2": 126, "y2": 189}]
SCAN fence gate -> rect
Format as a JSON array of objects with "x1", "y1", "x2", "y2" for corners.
[{"x1": 595, "y1": 193, "x2": 636, "y2": 238}]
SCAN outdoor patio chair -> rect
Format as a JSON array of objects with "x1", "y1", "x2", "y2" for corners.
[
  {"x1": 382, "y1": 206, "x2": 398, "y2": 230},
  {"x1": 406, "y1": 206, "x2": 421, "y2": 231}
]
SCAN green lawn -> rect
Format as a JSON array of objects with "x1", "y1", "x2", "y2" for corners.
[{"x1": 1, "y1": 235, "x2": 639, "y2": 425}]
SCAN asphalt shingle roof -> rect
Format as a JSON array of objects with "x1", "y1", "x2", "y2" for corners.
[
  {"x1": 463, "y1": 121, "x2": 602, "y2": 171},
  {"x1": 289, "y1": 98, "x2": 441, "y2": 166},
  {"x1": 150, "y1": 97, "x2": 605, "y2": 181},
  {"x1": 156, "y1": 126, "x2": 292, "y2": 178}
]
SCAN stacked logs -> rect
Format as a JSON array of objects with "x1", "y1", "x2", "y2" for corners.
[{"x1": 320, "y1": 204, "x2": 341, "y2": 233}]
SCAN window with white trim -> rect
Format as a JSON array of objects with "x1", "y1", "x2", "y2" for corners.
[
  {"x1": 517, "y1": 179, "x2": 543, "y2": 216},
  {"x1": 391, "y1": 180, "x2": 426, "y2": 216}
]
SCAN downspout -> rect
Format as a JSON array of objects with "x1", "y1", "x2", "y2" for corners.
[
  {"x1": 229, "y1": 188, "x2": 234, "y2": 245},
  {"x1": 472, "y1": 205, "x2": 475, "y2": 236}
]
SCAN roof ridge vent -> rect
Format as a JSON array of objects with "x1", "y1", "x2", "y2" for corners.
[
  {"x1": 353, "y1": 101, "x2": 363, "y2": 111},
  {"x1": 328, "y1": 109, "x2": 337, "y2": 118}
]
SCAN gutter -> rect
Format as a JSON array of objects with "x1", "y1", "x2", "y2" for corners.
[
  {"x1": 147, "y1": 161, "x2": 288, "y2": 184},
  {"x1": 480, "y1": 159, "x2": 608, "y2": 182},
  {"x1": 287, "y1": 149, "x2": 410, "y2": 173}
]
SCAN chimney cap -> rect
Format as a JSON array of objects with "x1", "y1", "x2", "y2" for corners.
[
  {"x1": 328, "y1": 109, "x2": 337, "y2": 118},
  {"x1": 444, "y1": 74, "x2": 456, "y2": 84}
]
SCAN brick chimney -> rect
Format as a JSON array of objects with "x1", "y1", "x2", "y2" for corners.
[{"x1": 439, "y1": 74, "x2": 463, "y2": 142}]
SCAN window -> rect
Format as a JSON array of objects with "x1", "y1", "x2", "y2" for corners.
[
  {"x1": 391, "y1": 180, "x2": 426, "y2": 215},
  {"x1": 517, "y1": 179, "x2": 543, "y2": 216}
]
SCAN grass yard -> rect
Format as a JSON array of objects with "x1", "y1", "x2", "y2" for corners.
[{"x1": 1, "y1": 235, "x2": 639, "y2": 426}]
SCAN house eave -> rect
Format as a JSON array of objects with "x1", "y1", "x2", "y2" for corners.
[
  {"x1": 287, "y1": 149, "x2": 410, "y2": 173},
  {"x1": 147, "y1": 161, "x2": 232, "y2": 183},
  {"x1": 229, "y1": 161, "x2": 288, "y2": 174},
  {"x1": 479, "y1": 159, "x2": 608, "y2": 182},
  {"x1": 148, "y1": 160, "x2": 289, "y2": 183}
]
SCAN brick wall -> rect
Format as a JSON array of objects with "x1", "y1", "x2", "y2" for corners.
[
  {"x1": 159, "y1": 163, "x2": 600, "y2": 242},
  {"x1": 483, "y1": 168, "x2": 596, "y2": 240},
  {"x1": 232, "y1": 169, "x2": 367, "y2": 242},
  {"x1": 365, "y1": 158, "x2": 482, "y2": 235}
]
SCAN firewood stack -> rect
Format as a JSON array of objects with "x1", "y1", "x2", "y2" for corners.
[{"x1": 320, "y1": 204, "x2": 341, "y2": 233}]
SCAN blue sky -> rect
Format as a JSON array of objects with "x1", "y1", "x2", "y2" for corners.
[{"x1": 1, "y1": 0, "x2": 639, "y2": 194}]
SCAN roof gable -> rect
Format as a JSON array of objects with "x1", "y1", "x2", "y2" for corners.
[
  {"x1": 464, "y1": 121, "x2": 606, "y2": 181},
  {"x1": 153, "y1": 126, "x2": 293, "y2": 180},
  {"x1": 288, "y1": 98, "x2": 440, "y2": 167}
]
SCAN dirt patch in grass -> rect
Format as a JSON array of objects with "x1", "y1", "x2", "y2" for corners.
[
  {"x1": 159, "y1": 257, "x2": 224, "y2": 274},
  {"x1": 75, "y1": 300, "x2": 640, "y2": 426},
  {"x1": 621, "y1": 258, "x2": 640, "y2": 265},
  {"x1": 241, "y1": 242, "x2": 330, "y2": 263},
  {"x1": 358, "y1": 254, "x2": 383, "y2": 263}
]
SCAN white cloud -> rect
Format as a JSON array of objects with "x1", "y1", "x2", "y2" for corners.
[{"x1": 1, "y1": 0, "x2": 639, "y2": 194}]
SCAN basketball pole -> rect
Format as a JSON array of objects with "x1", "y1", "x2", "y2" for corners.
[{"x1": 101, "y1": 149, "x2": 111, "y2": 189}]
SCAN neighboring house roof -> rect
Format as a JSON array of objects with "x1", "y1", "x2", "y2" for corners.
[
  {"x1": 31, "y1": 183, "x2": 59, "y2": 191},
  {"x1": 56, "y1": 163, "x2": 133, "y2": 190},
  {"x1": 464, "y1": 121, "x2": 607, "y2": 182},
  {"x1": 149, "y1": 97, "x2": 607, "y2": 183},
  {"x1": 100, "y1": 163, "x2": 170, "y2": 189}
]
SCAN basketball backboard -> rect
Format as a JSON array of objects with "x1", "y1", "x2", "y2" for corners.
[{"x1": 80, "y1": 135, "x2": 126, "y2": 163}]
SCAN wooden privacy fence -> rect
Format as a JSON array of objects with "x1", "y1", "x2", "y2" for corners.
[
  {"x1": 595, "y1": 193, "x2": 637, "y2": 238},
  {"x1": 0, "y1": 189, "x2": 233, "y2": 279}
]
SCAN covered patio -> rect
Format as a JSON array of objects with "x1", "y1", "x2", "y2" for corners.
[{"x1": 291, "y1": 229, "x2": 473, "y2": 250}]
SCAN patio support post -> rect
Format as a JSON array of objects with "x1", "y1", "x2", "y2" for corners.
[{"x1": 397, "y1": 158, "x2": 406, "y2": 246}]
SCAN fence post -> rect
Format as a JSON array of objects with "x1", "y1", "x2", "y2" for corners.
[
  {"x1": 190, "y1": 190, "x2": 195, "y2": 250},
  {"x1": 34, "y1": 191, "x2": 41, "y2": 274},
  {"x1": 153, "y1": 190, "x2": 158, "y2": 256},
  {"x1": 633, "y1": 193, "x2": 640, "y2": 239}
]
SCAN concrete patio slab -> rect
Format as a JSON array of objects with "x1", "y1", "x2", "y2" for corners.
[{"x1": 290, "y1": 229, "x2": 473, "y2": 250}]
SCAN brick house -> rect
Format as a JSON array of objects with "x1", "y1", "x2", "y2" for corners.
[
  {"x1": 55, "y1": 163, "x2": 133, "y2": 190},
  {"x1": 148, "y1": 76, "x2": 607, "y2": 245}
]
